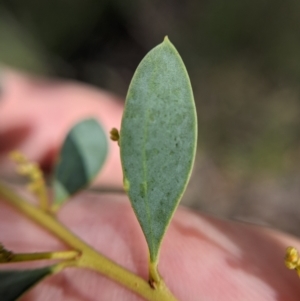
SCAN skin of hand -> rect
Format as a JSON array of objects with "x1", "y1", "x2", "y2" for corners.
[
  {"x1": 0, "y1": 69, "x2": 300, "y2": 301},
  {"x1": 0, "y1": 68, "x2": 123, "y2": 188}
]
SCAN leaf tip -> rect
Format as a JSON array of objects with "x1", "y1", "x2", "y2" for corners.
[
  {"x1": 163, "y1": 35, "x2": 171, "y2": 44},
  {"x1": 162, "y1": 35, "x2": 175, "y2": 50}
]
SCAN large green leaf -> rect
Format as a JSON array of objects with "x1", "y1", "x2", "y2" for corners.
[
  {"x1": 0, "y1": 266, "x2": 52, "y2": 301},
  {"x1": 120, "y1": 37, "x2": 197, "y2": 262},
  {"x1": 53, "y1": 118, "x2": 108, "y2": 205}
]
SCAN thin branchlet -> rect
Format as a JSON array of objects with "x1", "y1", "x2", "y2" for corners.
[{"x1": 0, "y1": 182, "x2": 179, "y2": 301}]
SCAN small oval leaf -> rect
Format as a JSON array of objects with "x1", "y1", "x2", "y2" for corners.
[
  {"x1": 120, "y1": 37, "x2": 197, "y2": 262},
  {"x1": 53, "y1": 118, "x2": 108, "y2": 205},
  {"x1": 0, "y1": 266, "x2": 52, "y2": 301}
]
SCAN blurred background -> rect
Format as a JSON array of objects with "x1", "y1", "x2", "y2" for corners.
[{"x1": 1, "y1": 0, "x2": 300, "y2": 235}]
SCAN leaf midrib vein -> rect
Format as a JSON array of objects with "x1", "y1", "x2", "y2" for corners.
[{"x1": 142, "y1": 109, "x2": 154, "y2": 258}]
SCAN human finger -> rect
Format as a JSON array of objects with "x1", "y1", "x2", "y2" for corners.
[
  {"x1": 1, "y1": 190, "x2": 299, "y2": 300},
  {"x1": 0, "y1": 68, "x2": 123, "y2": 188}
]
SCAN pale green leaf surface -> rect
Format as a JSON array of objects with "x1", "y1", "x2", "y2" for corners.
[
  {"x1": 120, "y1": 37, "x2": 197, "y2": 262},
  {"x1": 0, "y1": 266, "x2": 52, "y2": 301},
  {"x1": 53, "y1": 118, "x2": 108, "y2": 205}
]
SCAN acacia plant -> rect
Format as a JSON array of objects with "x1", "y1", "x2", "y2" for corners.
[{"x1": 0, "y1": 37, "x2": 197, "y2": 301}]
